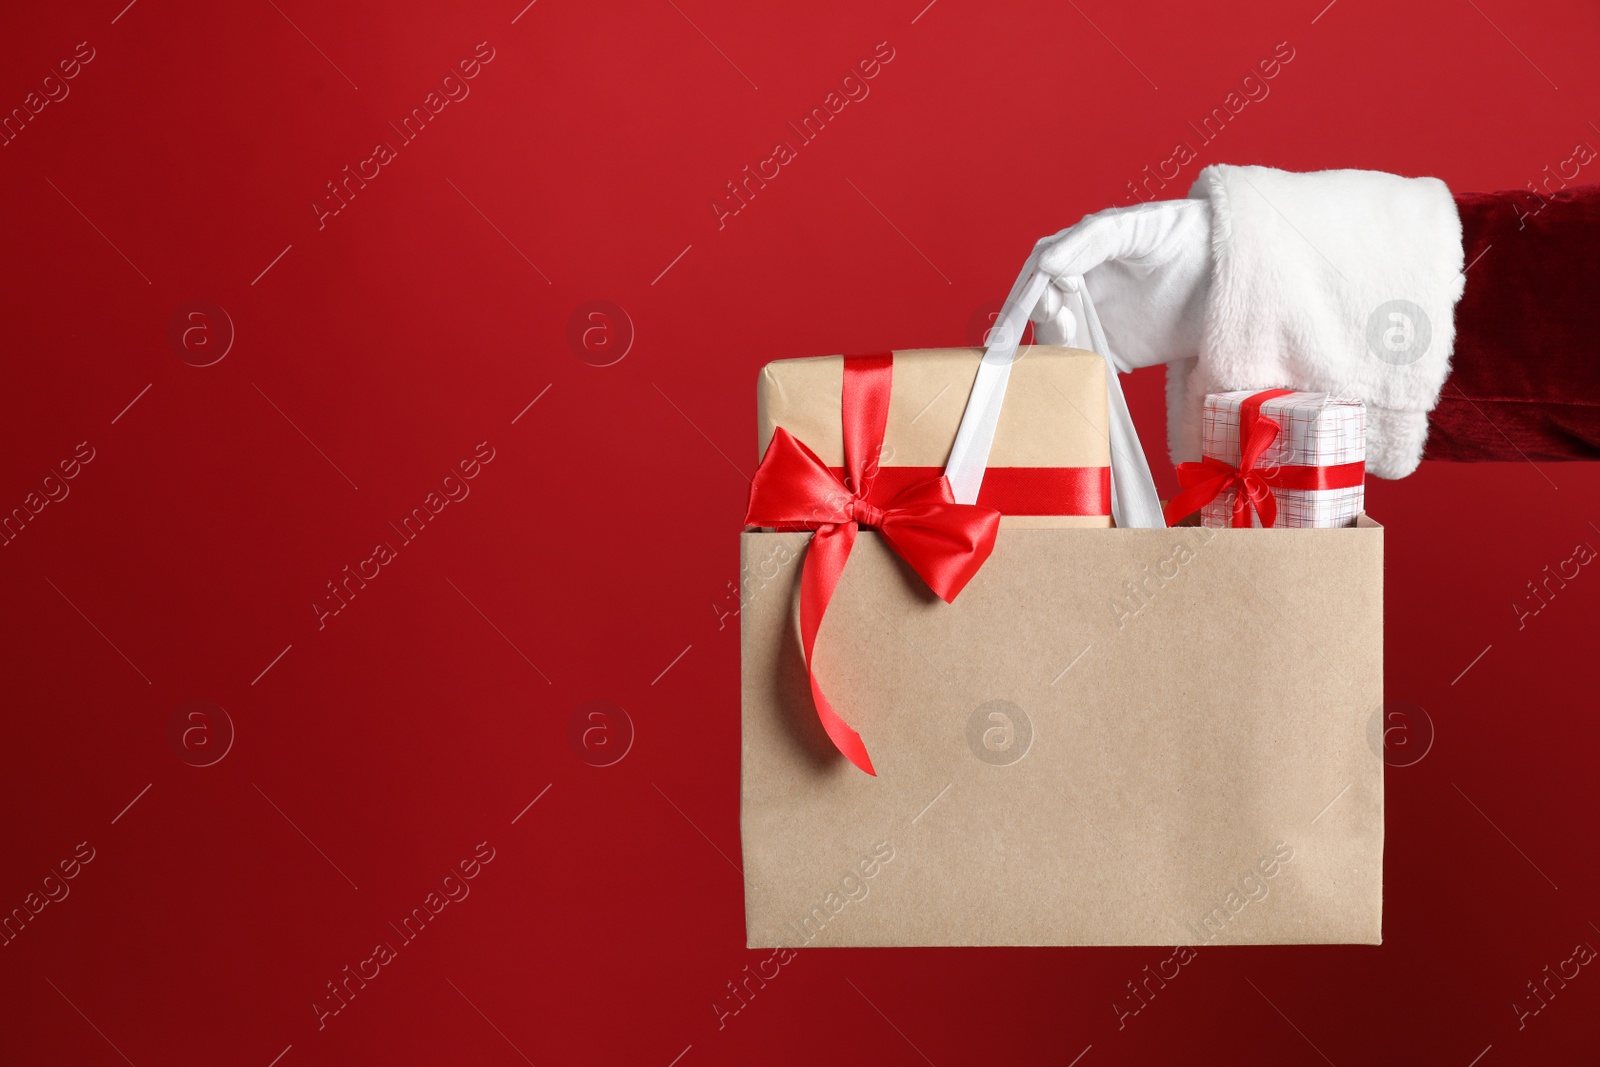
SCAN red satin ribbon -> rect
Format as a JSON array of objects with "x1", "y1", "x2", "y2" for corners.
[
  {"x1": 744, "y1": 354, "x2": 1001, "y2": 776},
  {"x1": 828, "y1": 466, "x2": 1110, "y2": 517},
  {"x1": 1163, "y1": 389, "x2": 1365, "y2": 528}
]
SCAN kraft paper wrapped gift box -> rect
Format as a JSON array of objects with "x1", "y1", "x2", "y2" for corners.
[
  {"x1": 739, "y1": 347, "x2": 1385, "y2": 948},
  {"x1": 756, "y1": 347, "x2": 1113, "y2": 528}
]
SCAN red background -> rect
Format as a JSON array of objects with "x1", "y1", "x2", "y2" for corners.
[{"x1": 3, "y1": 0, "x2": 1599, "y2": 1064}]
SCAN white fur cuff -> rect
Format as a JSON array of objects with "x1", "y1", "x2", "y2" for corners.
[{"x1": 1169, "y1": 165, "x2": 1465, "y2": 479}]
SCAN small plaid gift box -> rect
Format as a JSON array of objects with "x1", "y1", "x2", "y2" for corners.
[{"x1": 1165, "y1": 389, "x2": 1366, "y2": 529}]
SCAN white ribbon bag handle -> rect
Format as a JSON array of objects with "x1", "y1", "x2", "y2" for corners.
[{"x1": 943, "y1": 252, "x2": 1166, "y2": 529}]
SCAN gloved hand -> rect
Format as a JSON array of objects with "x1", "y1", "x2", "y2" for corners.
[
  {"x1": 1024, "y1": 166, "x2": 1465, "y2": 479},
  {"x1": 1028, "y1": 198, "x2": 1212, "y2": 373}
]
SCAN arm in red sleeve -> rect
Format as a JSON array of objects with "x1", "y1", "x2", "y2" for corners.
[{"x1": 1428, "y1": 181, "x2": 1600, "y2": 461}]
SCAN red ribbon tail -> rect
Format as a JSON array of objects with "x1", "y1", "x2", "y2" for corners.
[
  {"x1": 1164, "y1": 463, "x2": 1234, "y2": 526},
  {"x1": 1231, "y1": 496, "x2": 1250, "y2": 528},
  {"x1": 1249, "y1": 476, "x2": 1279, "y2": 529},
  {"x1": 797, "y1": 524, "x2": 876, "y2": 776}
]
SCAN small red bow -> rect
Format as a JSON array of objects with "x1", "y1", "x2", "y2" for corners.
[
  {"x1": 1164, "y1": 390, "x2": 1290, "y2": 529},
  {"x1": 744, "y1": 354, "x2": 1000, "y2": 775}
]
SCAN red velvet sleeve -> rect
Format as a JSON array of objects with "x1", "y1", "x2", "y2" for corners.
[{"x1": 1427, "y1": 182, "x2": 1600, "y2": 461}]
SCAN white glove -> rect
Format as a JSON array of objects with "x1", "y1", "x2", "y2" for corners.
[{"x1": 1029, "y1": 199, "x2": 1212, "y2": 374}]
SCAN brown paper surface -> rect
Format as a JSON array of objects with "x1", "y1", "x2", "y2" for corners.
[
  {"x1": 756, "y1": 347, "x2": 1112, "y2": 528},
  {"x1": 739, "y1": 518, "x2": 1383, "y2": 947}
]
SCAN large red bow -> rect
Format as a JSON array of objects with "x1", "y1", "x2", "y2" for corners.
[
  {"x1": 744, "y1": 354, "x2": 1000, "y2": 776},
  {"x1": 1162, "y1": 389, "x2": 1364, "y2": 528}
]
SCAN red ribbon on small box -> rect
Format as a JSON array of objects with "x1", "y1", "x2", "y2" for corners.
[
  {"x1": 744, "y1": 353, "x2": 1108, "y2": 776},
  {"x1": 1163, "y1": 388, "x2": 1366, "y2": 528}
]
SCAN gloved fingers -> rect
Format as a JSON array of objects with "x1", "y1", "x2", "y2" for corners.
[
  {"x1": 1029, "y1": 284, "x2": 1076, "y2": 345},
  {"x1": 1029, "y1": 282, "x2": 1077, "y2": 328},
  {"x1": 1036, "y1": 199, "x2": 1211, "y2": 284},
  {"x1": 1035, "y1": 211, "x2": 1125, "y2": 284}
]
